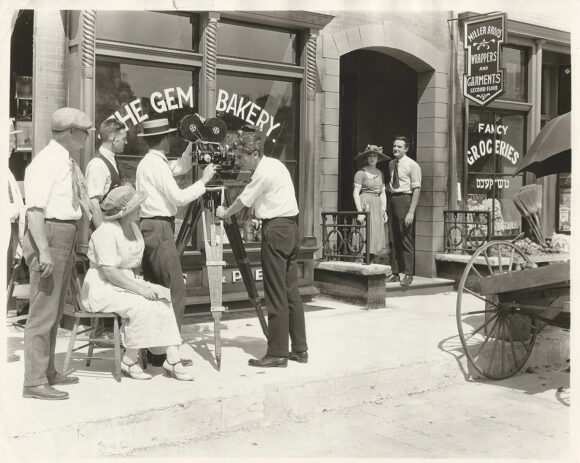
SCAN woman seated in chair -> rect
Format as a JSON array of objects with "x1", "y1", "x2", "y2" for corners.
[{"x1": 81, "y1": 185, "x2": 192, "y2": 381}]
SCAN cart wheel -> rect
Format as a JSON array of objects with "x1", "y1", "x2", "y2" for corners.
[{"x1": 456, "y1": 240, "x2": 538, "y2": 380}]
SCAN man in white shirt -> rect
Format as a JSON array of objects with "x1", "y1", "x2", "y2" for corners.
[
  {"x1": 136, "y1": 118, "x2": 216, "y2": 359},
  {"x1": 22, "y1": 107, "x2": 93, "y2": 400},
  {"x1": 216, "y1": 131, "x2": 308, "y2": 368},
  {"x1": 86, "y1": 118, "x2": 127, "y2": 228},
  {"x1": 386, "y1": 136, "x2": 422, "y2": 287}
]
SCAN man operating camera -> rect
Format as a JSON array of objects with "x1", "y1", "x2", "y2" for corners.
[{"x1": 216, "y1": 131, "x2": 308, "y2": 368}]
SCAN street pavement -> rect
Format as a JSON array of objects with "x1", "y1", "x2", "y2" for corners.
[
  {"x1": 127, "y1": 365, "x2": 571, "y2": 459},
  {"x1": 2, "y1": 291, "x2": 573, "y2": 459}
]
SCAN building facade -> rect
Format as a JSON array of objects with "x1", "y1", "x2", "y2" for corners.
[{"x1": 8, "y1": 9, "x2": 571, "y2": 309}]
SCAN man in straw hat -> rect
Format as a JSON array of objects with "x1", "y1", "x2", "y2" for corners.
[
  {"x1": 136, "y1": 118, "x2": 216, "y2": 365},
  {"x1": 216, "y1": 130, "x2": 307, "y2": 368},
  {"x1": 22, "y1": 107, "x2": 94, "y2": 400},
  {"x1": 385, "y1": 135, "x2": 421, "y2": 287}
]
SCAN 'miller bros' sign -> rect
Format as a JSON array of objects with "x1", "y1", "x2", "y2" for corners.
[{"x1": 463, "y1": 13, "x2": 507, "y2": 106}]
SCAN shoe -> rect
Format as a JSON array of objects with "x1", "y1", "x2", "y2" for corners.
[
  {"x1": 385, "y1": 273, "x2": 400, "y2": 283},
  {"x1": 23, "y1": 384, "x2": 69, "y2": 400},
  {"x1": 288, "y1": 351, "x2": 308, "y2": 363},
  {"x1": 147, "y1": 350, "x2": 167, "y2": 367},
  {"x1": 400, "y1": 275, "x2": 413, "y2": 287},
  {"x1": 163, "y1": 360, "x2": 194, "y2": 381},
  {"x1": 181, "y1": 358, "x2": 193, "y2": 367},
  {"x1": 47, "y1": 373, "x2": 80, "y2": 386},
  {"x1": 248, "y1": 355, "x2": 288, "y2": 368},
  {"x1": 121, "y1": 358, "x2": 152, "y2": 380}
]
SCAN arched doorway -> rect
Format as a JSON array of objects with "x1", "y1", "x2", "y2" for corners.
[{"x1": 338, "y1": 50, "x2": 418, "y2": 211}]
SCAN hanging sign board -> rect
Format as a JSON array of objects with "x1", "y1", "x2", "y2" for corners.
[{"x1": 463, "y1": 13, "x2": 507, "y2": 106}]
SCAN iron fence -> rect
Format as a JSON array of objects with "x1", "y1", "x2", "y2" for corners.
[
  {"x1": 444, "y1": 210, "x2": 491, "y2": 253},
  {"x1": 321, "y1": 211, "x2": 371, "y2": 264}
]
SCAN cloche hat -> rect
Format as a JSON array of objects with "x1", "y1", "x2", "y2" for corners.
[{"x1": 101, "y1": 185, "x2": 146, "y2": 221}]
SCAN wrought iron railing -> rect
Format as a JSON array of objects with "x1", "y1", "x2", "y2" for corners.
[
  {"x1": 321, "y1": 211, "x2": 371, "y2": 264},
  {"x1": 444, "y1": 210, "x2": 491, "y2": 253}
]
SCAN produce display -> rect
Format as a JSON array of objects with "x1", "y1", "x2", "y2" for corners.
[{"x1": 514, "y1": 235, "x2": 569, "y2": 256}]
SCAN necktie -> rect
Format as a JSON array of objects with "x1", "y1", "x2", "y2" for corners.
[
  {"x1": 392, "y1": 159, "x2": 400, "y2": 190},
  {"x1": 70, "y1": 158, "x2": 92, "y2": 220}
]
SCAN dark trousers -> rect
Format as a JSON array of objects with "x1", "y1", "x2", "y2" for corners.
[
  {"x1": 22, "y1": 222, "x2": 77, "y2": 387},
  {"x1": 388, "y1": 194, "x2": 415, "y2": 275},
  {"x1": 140, "y1": 218, "x2": 185, "y2": 331},
  {"x1": 261, "y1": 217, "x2": 308, "y2": 357}
]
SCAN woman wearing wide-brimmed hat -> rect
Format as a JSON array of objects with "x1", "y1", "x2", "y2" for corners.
[
  {"x1": 81, "y1": 185, "x2": 193, "y2": 381},
  {"x1": 353, "y1": 144, "x2": 389, "y2": 261}
]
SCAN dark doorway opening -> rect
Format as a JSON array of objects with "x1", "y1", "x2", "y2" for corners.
[{"x1": 338, "y1": 50, "x2": 418, "y2": 211}]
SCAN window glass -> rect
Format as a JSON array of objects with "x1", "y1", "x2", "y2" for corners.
[
  {"x1": 557, "y1": 173, "x2": 571, "y2": 233},
  {"x1": 217, "y1": 21, "x2": 298, "y2": 64},
  {"x1": 96, "y1": 11, "x2": 199, "y2": 51},
  {"x1": 95, "y1": 59, "x2": 199, "y2": 237},
  {"x1": 501, "y1": 45, "x2": 527, "y2": 101},
  {"x1": 466, "y1": 108, "x2": 525, "y2": 237}
]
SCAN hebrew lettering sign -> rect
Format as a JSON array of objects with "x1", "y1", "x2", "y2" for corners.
[{"x1": 463, "y1": 13, "x2": 507, "y2": 106}]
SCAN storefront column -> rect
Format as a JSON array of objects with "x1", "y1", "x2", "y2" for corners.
[
  {"x1": 201, "y1": 12, "x2": 219, "y2": 118},
  {"x1": 78, "y1": 10, "x2": 97, "y2": 254},
  {"x1": 301, "y1": 29, "x2": 318, "y2": 247}
]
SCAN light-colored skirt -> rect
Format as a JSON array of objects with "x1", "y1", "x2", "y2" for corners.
[
  {"x1": 81, "y1": 268, "x2": 181, "y2": 349},
  {"x1": 360, "y1": 192, "x2": 387, "y2": 255}
]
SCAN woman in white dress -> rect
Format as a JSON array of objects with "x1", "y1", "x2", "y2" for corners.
[{"x1": 81, "y1": 185, "x2": 193, "y2": 381}]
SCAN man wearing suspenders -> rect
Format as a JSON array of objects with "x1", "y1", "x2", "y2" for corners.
[{"x1": 86, "y1": 118, "x2": 127, "y2": 228}]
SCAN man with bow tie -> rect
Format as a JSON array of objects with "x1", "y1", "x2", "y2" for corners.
[
  {"x1": 386, "y1": 136, "x2": 421, "y2": 287},
  {"x1": 22, "y1": 107, "x2": 93, "y2": 400}
]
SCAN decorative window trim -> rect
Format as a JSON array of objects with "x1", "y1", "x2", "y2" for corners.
[{"x1": 217, "y1": 55, "x2": 304, "y2": 79}]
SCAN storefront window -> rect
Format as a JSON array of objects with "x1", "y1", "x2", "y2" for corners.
[
  {"x1": 501, "y1": 45, "x2": 527, "y2": 101},
  {"x1": 466, "y1": 108, "x2": 526, "y2": 237},
  {"x1": 557, "y1": 173, "x2": 571, "y2": 233},
  {"x1": 216, "y1": 73, "x2": 299, "y2": 186},
  {"x1": 217, "y1": 21, "x2": 298, "y2": 64},
  {"x1": 96, "y1": 11, "x2": 199, "y2": 51}
]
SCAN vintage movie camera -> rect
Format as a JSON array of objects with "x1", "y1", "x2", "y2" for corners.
[{"x1": 177, "y1": 113, "x2": 236, "y2": 172}]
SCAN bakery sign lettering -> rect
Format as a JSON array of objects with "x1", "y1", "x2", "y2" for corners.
[{"x1": 463, "y1": 13, "x2": 507, "y2": 106}]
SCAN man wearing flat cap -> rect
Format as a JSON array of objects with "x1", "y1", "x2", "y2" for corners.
[
  {"x1": 136, "y1": 118, "x2": 216, "y2": 365},
  {"x1": 22, "y1": 107, "x2": 93, "y2": 400}
]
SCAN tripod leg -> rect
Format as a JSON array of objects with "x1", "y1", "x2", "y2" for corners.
[
  {"x1": 222, "y1": 216, "x2": 268, "y2": 340},
  {"x1": 175, "y1": 199, "x2": 203, "y2": 257}
]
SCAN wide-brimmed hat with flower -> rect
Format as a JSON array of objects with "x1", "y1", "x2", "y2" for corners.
[
  {"x1": 101, "y1": 185, "x2": 146, "y2": 221},
  {"x1": 354, "y1": 144, "x2": 389, "y2": 162}
]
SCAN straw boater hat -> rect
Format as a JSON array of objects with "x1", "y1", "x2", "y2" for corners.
[
  {"x1": 137, "y1": 118, "x2": 177, "y2": 137},
  {"x1": 101, "y1": 185, "x2": 147, "y2": 221},
  {"x1": 354, "y1": 144, "x2": 389, "y2": 162}
]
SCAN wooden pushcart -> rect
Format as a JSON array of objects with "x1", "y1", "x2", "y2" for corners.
[{"x1": 456, "y1": 239, "x2": 570, "y2": 380}]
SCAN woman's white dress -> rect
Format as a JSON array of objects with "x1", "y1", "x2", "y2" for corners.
[{"x1": 81, "y1": 221, "x2": 181, "y2": 349}]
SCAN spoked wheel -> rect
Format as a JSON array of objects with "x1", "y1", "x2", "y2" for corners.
[{"x1": 456, "y1": 240, "x2": 539, "y2": 380}]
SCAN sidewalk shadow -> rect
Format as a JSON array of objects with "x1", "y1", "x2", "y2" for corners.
[
  {"x1": 183, "y1": 323, "x2": 266, "y2": 372},
  {"x1": 437, "y1": 334, "x2": 472, "y2": 382}
]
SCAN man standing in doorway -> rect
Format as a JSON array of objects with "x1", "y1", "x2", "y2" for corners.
[
  {"x1": 216, "y1": 131, "x2": 308, "y2": 368},
  {"x1": 386, "y1": 135, "x2": 421, "y2": 287},
  {"x1": 136, "y1": 118, "x2": 216, "y2": 366}
]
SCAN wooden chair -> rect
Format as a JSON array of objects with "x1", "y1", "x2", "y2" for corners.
[{"x1": 62, "y1": 258, "x2": 123, "y2": 381}]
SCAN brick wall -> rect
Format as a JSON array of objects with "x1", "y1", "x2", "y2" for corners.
[{"x1": 32, "y1": 11, "x2": 67, "y2": 154}]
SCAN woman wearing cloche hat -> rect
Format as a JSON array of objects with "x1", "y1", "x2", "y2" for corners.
[
  {"x1": 81, "y1": 185, "x2": 193, "y2": 381},
  {"x1": 353, "y1": 144, "x2": 389, "y2": 262}
]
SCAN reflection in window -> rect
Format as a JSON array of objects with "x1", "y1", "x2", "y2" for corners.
[
  {"x1": 96, "y1": 11, "x2": 199, "y2": 51},
  {"x1": 501, "y1": 45, "x2": 527, "y2": 101},
  {"x1": 217, "y1": 21, "x2": 298, "y2": 64},
  {"x1": 466, "y1": 108, "x2": 526, "y2": 236}
]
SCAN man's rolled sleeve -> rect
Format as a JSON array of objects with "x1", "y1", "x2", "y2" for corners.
[
  {"x1": 410, "y1": 163, "x2": 422, "y2": 190},
  {"x1": 85, "y1": 160, "x2": 109, "y2": 200},
  {"x1": 238, "y1": 174, "x2": 266, "y2": 208},
  {"x1": 169, "y1": 143, "x2": 193, "y2": 176},
  {"x1": 158, "y1": 160, "x2": 206, "y2": 206},
  {"x1": 24, "y1": 162, "x2": 53, "y2": 211}
]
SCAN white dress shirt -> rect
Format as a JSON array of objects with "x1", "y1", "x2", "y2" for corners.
[
  {"x1": 85, "y1": 146, "x2": 119, "y2": 201},
  {"x1": 24, "y1": 139, "x2": 82, "y2": 220},
  {"x1": 388, "y1": 155, "x2": 422, "y2": 194},
  {"x1": 136, "y1": 146, "x2": 206, "y2": 218},
  {"x1": 238, "y1": 156, "x2": 299, "y2": 220},
  {"x1": 8, "y1": 169, "x2": 24, "y2": 222}
]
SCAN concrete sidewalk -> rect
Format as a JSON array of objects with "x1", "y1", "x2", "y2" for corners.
[{"x1": 1, "y1": 292, "x2": 570, "y2": 458}]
